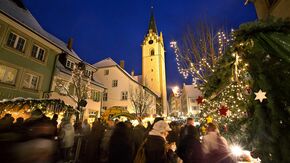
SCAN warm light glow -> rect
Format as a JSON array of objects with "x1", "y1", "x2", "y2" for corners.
[
  {"x1": 230, "y1": 145, "x2": 243, "y2": 157},
  {"x1": 172, "y1": 86, "x2": 180, "y2": 96}
]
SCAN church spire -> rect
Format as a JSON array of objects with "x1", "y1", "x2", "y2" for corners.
[{"x1": 148, "y1": 6, "x2": 158, "y2": 34}]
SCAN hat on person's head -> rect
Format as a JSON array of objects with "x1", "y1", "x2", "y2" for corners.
[{"x1": 153, "y1": 120, "x2": 172, "y2": 132}]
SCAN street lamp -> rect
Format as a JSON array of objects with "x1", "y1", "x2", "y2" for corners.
[{"x1": 172, "y1": 86, "x2": 180, "y2": 97}]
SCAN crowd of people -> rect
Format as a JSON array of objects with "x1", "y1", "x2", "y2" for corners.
[{"x1": 0, "y1": 110, "x2": 236, "y2": 163}]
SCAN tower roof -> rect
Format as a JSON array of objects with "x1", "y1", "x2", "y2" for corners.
[{"x1": 147, "y1": 7, "x2": 158, "y2": 34}]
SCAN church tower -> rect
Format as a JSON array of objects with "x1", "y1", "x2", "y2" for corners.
[{"x1": 142, "y1": 8, "x2": 167, "y2": 115}]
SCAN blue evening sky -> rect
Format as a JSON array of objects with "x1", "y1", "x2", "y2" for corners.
[{"x1": 23, "y1": 0, "x2": 257, "y2": 91}]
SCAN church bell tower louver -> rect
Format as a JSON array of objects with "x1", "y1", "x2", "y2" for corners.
[{"x1": 142, "y1": 7, "x2": 167, "y2": 115}]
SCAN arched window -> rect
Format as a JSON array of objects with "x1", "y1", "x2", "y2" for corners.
[{"x1": 150, "y1": 49, "x2": 154, "y2": 56}]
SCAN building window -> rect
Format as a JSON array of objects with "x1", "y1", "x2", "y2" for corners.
[
  {"x1": 102, "y1": 106, "x2": 107, "y2": 110},
  {"x1": 68, "y1": 83, "x2": 75, "y2": 95},
  {"x1": 151, "y1": 59, "x2": 153, "y2": 61},
  {"x1": 103, "y1": 92, "x2": 108, "y2": 101},
  {"x1": 6, "y1": 32, "x2": 26, "y2": 52},
  {"x1": 150, "y1": 49, "x2": 154, "y2": 56},
  {"x1": 192, "y1": 106, "x2": 199, "y2": 110},
  {"x1": 84, "y1": 70, "x2": 91, "y2": 77},
  {"x1": 151, "y1": 69, "x2": 153, "y2": 72},
  {"x1": 0, "y1": 64, "x2": 18, "y2": 85},
  {"x1": 31, "y1": 45, "x2": 45, "y2": 62},
  {"x1": 104, "y1": 69, "x2": 109, "y2": 75},
  {"x1": 92, "y1": 90, "x2": 100, "y2": 102},
  {"x1": 66, "y1": 60, "x2": 74, "y2": 69},
  {"x1": 121, "y1": 91, "x2": 128, "y2": 100},
  {"x1": 112, "y1": 80, "x2": 118, "y2": 87},
  {"x1": 23, "y1": 73, "x2": 39, "y2": 90}
]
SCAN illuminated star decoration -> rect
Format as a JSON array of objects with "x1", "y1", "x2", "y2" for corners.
[
  {"x1": 254, "y1": 89, "x2": 267, "y2": 103},
  {"x1": 206, "y1": 116, "x2": 213, "y2": 123},
  {"x1": 219, "y1": 105, "x2": 228, "y2": 116},
  {"x1": 196, "y1": 96, "x2": 204, "y2": 104}
]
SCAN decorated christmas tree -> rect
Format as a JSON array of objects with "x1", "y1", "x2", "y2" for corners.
[{"x1": 201, "y1": 19, "x2": 290, "y2": 163}]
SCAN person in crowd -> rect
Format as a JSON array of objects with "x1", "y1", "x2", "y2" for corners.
[
  {"x1": 86, "y1": 118, "x2": 105, "y2": 163},
  {"x1": 108, "y1": 122, "x2": 134, "y2": 163},
  {"x1": 132, "y1": 120, "x2": 147, "y2": 157},
  {"x1": 167, "y1": 121, "x2": 181, "y2": 163},
  {"x1": 146, "y1": 121, "x2": 152, "y2": 130},
  {"x1": 23, "y1": 109, "x2": 55, "y2": 139},
  {"x1": 12, "y1": 109, "x2": 56, "y2": 163},
  {"x1": 12, "y1": 117, "x2": 24, "y2": 132},
  {"x1": 82, "y1": 119, "x2": 91, "y2": 136},
  {"x1": 202, "y1": 123, "x2": 234, "y2": 163},
  {"x1": 167, "y1": 121, "x2": 180, "y2": 145},
  {"x1": 51, "y1": 114, "x2": 58, "y2": 137},
  {"x1": 58, "y1": 117, "x2": 75, "y2": 162},
  {"x1": 177, "y1": 125, "x2": 204, "y2": 163},
  {"x1": 144, "y1": 120, "x2": 175, "y2": 163},
  {"x1": 100, "y1": 120, "x2": 115, "y2": 162},
  {"x1": 179, "y1": 117, "x2": 194, "y2": 141},
  {"x1": 51, "y1": 114, "x2": 58, "y2": 127},
  {"x1": 145, "y1": 117, "x2": 164, "y2": 137},
  {"x1": 0, "y1": 113, "x2": 14, "y2": 132}
]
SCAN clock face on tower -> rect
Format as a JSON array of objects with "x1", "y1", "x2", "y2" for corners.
[{"x1": 148, "y1": 40, "x2": 154, "y2": 44}]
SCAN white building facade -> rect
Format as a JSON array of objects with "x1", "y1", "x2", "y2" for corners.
[
  {"x1": 93, "y1": 58, "x2": 157, "y2": 115},
  {"x1": 50, "y1": 48, "x2": 106, "y2": 120},
  {"x1": 181, "y1": 83, "x2": 202, "y2": 116}
]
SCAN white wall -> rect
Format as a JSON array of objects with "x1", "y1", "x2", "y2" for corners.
[
  {"x1": 94, "y1": 66, "x2": 156, "y2": 114},
  {"x1": 50, "y1": 70, "x2": 104, "y2": 120}
]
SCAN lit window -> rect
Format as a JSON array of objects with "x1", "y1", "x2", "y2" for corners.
[
  {"x1": 23, "y1": 73, "x2": 39, "y2": 90},
  {"x1": 103, "y1": 92, "x2": 108, "y2": 101},
  {"x1": 112, "y1": 80, "x2": 118, "y2": 87},
  {"x1": 0, "y1": 64, "x2": 18, "y2": 85},
  {"x1": 66, "y1": 60, "x2": 74, "y2": 69},
  {"x1": 6, "y1": 32, "x2": 26, "y2": 52},
  {"x1": 121, "y1": 91, "x2": 128, "y2": 100},
  {"x1": 92, "y1": 90, "x2": 100, "y2": 102},
  {"x1": 31, "y1": 45, "x2": 46, "y2": 62},
  {"x1": 104, "y1": 70, "x2": 109, "y2": 75}
]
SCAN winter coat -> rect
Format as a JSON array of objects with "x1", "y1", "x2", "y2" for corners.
[
  {"x1": 101, "y1": 127, "x2": 113, "y2": 152},
  {"x1": 132, "y1": 124, "x2": 146, "y2": 155},
  {"x1": 177, "y1": 135, "x2": 204, "y2": 163},
  {"x1": 144, "y1": 135, "x2": 169, "y2": 163},
  {"x1": 202, "y1": 132, "x2": 234, "y2": 163},
  {"x1": 108, "y1": 123, "x2": 134, "y2": 163},
  {"x1": 59, "y1": 123, "x2": 75, "y2": 148}
]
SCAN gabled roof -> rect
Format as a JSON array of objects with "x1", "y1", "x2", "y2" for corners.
[
  {"x1": 93, "y1": 57, "x2": 118, "y2": 68},
  {"x1": 182, "y1": 84, "x2": 202, "y2": 98},
  {"x1": 0, "y1": 0, "x2": 81, "y2": 60},
  {"x1": 55, "y1": 61, "x2": 106, "y2": 89},
  {"x1": 93, "y1": 58, "x2": 158, "y2": 97}
]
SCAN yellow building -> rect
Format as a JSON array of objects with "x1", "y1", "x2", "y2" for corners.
[{"x1": 142, "y1": 9, "x2": 168, "y2": 115}]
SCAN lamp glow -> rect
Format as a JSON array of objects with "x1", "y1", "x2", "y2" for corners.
[{"x1": 230, "y1": 145, "x2": 243, "y2": 157}]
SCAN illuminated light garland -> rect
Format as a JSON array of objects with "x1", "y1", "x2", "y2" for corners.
[
  {"x1": 199, "y1": 51, "x2": 251, "y2": 128},
  {"x1": 170, "y1": 29, "x2": 234, "y2": 84}
]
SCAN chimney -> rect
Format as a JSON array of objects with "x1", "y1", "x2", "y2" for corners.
[
  {"x1": 67, "y1": 38, "x2": 74, "y2": 50},
  {"x1": 131, "y1": 69, "x2": 135, "y2": 76},
  {"x1": 120, "y1": 60, "x2": 125, "y2": 69}
]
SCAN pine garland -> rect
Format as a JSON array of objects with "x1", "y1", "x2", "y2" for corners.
[{"x1": 202, "y1": 19, "x2": 290, "y2": 162}]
